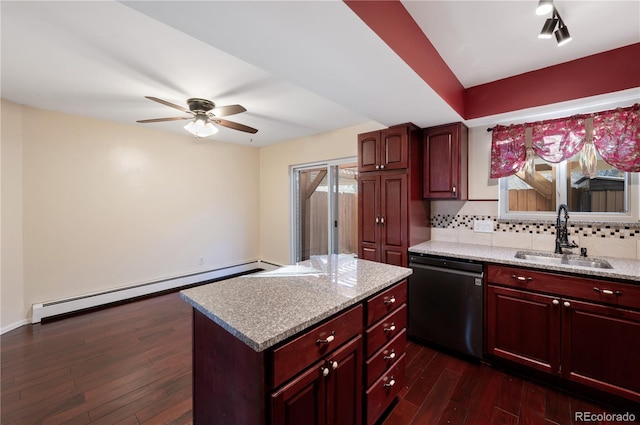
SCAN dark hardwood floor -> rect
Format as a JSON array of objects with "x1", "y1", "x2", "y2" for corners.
[{"x1": 1, "y1": 292, "x2": 635, "y2": 424}]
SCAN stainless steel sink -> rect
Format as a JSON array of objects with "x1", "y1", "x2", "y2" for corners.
[{"x1": 514, "y1": 251, "x2": 613, "y2": 269}]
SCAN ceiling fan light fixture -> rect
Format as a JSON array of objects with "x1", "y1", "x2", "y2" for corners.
[
  {"x1": 536, "y1": 0, "x2": 554, "y2": 15},
  {"x1": 538, "y1": 17, "x2": 558, "y2": 38},
  {"x1": 184, "y1": 114, "x2": 218, "y2": 138},
  {"x1": 555, "y1": 24, "x2": 572, "y2": 46}
]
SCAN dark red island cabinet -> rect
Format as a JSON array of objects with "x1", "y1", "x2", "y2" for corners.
[
  {"x1": 191, "y1": 279, "x2": 408, "y2": 425},
  {"x1": 486, "y1": 264, "x2": 640, "y2": 403}
]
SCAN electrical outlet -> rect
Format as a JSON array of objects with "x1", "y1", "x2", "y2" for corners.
[{"x1": 473, "y1": 219, "x2": 494, "y2": 233}]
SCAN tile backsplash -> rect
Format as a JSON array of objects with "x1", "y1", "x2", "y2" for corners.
[{"x1": 429, "y1": 201, "x2": 640, "y2": 260}]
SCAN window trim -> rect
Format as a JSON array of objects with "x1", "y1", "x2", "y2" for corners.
[{"x1": 498, "y1": 163, "x2": 639, "y2": 223}]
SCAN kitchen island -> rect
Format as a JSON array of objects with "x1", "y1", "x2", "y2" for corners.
[{"x1": 181, "y1": 254, "x2": 412, "y2": 425}]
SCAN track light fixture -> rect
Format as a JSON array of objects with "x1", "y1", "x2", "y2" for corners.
[
  {"x1": 536, "y1": 0, "x2": 554, "y2": 15},
  {"x1": 537, "y1": 5, "x2": 572, "y2": 46},
  {"x1": 555, "y1": 18, "x2": 572, "y2": 46}
]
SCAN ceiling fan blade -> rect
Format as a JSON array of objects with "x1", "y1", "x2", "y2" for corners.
[
  {"x1": 136, "y1": 116, "x2": 192, "y2": 123},
  {"x1": 212, "y1": 118, "x2": 258, "y2": 134},
  {"x1": 145, "y1": 96, "x2": 191, "y2": 114},
  {"x1": 210, "y1": 104, "x2": 246, "y2": 117}
]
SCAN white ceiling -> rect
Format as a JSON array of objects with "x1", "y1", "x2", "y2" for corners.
[{"x1": 2, "y1": 1, "x2": 639, "y2": 147}]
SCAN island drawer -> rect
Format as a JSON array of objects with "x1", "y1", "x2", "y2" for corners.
[
  {"x1": 365, "y1": 304, "x2": 406, "y2": 357},
  {"x1": 365, "y1": 328, "x2": 406, "y2": 388},
  {"x1": 487, "y1": 265, "x2": 640, "y2": 310},
  {"x1": 365, "y1": 352, "x2": 406, "y2": 425},
  {"x1": 366, "y1": 279, "x2": 407, "y2": 326},
  {"x1": 271, "y1": 304, "x2": 363, "y2": 388}
]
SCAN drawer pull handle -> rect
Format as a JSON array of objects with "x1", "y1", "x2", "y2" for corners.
[
  {"x1": 383, "y1": 296, "x2": 396, "y2": 305},
  {"x1": 383, "y1": 350, "x2": 396, "y2": 361},
  {"x1": 383, "y1": 324, "x2": 396, "y2": 333},
  {"x1": 511, "y1": 275, "x2": 532, "y2": 282},
  {"x1": 317, "y1": 331, "x2": 335, "y2": 345},
  {"x1": 383, "y1": 377, "x2": 396, "y2": 387},
  {"x1": 321, "y1": 367, "x2": 330, "y2": 377},
  {"x1": 593, "y1": 287, "x2": 622, "y2": 296}
]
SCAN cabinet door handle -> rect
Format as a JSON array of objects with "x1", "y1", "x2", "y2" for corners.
[
  {"x1": 452, "y1": 185, "x2": 456, "y2": 195},
  {"x1": 563, "y1": 301, "x2": 571, "y2": 308},
  {"x1": 383, "y1": 376, "x2": 396, "y2": 387},
  {"x1": 317, "y1": 331, "x2": 335, "y2": 345},
  {"x1": 375, "y1": 217, "x2": 379, "y2": 224},
  {"x1": 376, "y1": 165, "x2": 380, "y2": 170},
  {"x1": 511, "y1": 275, "x2": 533, "y2": 282},
  {"x1": 383, "y1": 349, "x2": 396, "y2": 360},
  {"x1": 552, "y1": 299, "x2": 559, "y2": 305},
  {"x1": 380, "y1": 217, "x2": 385, "y2": 225},
  {"x1": 331, "y1": 361, "x2": 338, "y2": 370},
  {"x1": 383, "y1": 296, "x2": 396, "y2": 305},
  {"x1": 321, "y1": 367, "x2": 330, "y2": 377},
  {"x1": 383, "y1": 323, "x2": 396, "y2": 333},
  {"x1": 593, "y1": 287, "x2": 622, "y2": 296}
]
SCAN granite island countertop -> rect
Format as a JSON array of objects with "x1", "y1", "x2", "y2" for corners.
[
  {"x1": 409, "y1": 240, "x2": 640, "y2": 282},
  {"x1": 180, "y1": 255, "x2": 412, "y2": 352}
]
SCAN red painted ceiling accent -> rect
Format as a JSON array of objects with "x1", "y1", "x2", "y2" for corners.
[
  {"x1": 345, "y1": 0, "x2": 640, "y2": 120},
  {"x1": 344, "y1": 0, "x2": 466, "y2": 117}
]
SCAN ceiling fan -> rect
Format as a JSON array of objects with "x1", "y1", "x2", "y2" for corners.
[{"x1": 137, "y1": 96, "x2": 258, "y2": 137}]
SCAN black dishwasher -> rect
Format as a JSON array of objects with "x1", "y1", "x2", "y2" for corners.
[{"x1": 408, "y1": 252, "x2": 484, "y2": 359}]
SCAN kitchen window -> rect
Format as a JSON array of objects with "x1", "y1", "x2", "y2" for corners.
[
  {"x1": 290, "y1": 158, "x2": 358, "y2": 263},
  {"x1": 499, "y1": 155, "x2": 639, "y2": 222},
  {"x1": 494, "y1": 103, "x2": 640, "y2": 222}
]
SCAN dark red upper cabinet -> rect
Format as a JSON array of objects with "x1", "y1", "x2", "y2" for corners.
[
  {"x1": 358, "y1": 126, "x2": 409, "y2": 172},
  {"x1": 423, "y1": 122, "x2": 468, "y2": 200}
]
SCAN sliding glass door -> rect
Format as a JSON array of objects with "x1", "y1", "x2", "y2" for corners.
[{"x1": 291, "y1": 159, "x2": 358, "y2": 263}]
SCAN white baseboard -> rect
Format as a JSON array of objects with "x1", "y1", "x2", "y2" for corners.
[
  {"x1": 28, "y1": 260, "x2": 278, "y2": 325},
  {"x1": 1, "y1": 319, "x2": 30, "y2": 335}
]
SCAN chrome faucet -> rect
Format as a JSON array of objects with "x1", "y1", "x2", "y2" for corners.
[{"x1": 555, "y1": 204, "x2": 578, "y2": 254}]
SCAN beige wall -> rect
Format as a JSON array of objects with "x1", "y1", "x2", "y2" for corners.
[
  {"x1": 1, "y1": 100, "x2": 26, "y2": 329},
  {"x1": 2, "y1": 101, "x2": 260, "y2": 329},
  {"x1": 468, "y1": 125, "x2": 499, "y2": 200},
  {"x1": 258, "y1": 121, "x2": 384, "y2": 265}
]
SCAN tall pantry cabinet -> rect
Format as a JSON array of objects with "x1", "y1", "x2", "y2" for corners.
[{"x1": 357, "y1": 124, "x2": 430, "y2": 267}]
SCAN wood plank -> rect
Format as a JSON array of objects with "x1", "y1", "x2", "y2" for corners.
[
  {"x1": 495, "y1": 373, "x2": 524, "y2": 416},
  {"x1": 402, "y1": 351, "x2": 449, "y2": 406},
  {"x1": 520, "y1": 380, "x2": 546, "y2": 425},
  {"x1": 410, "y1": 368, "x2": 462, "y2": 424},
  {"x1": 545, "y1": 388, "x2": 573, "y2": 425},
  {"x1": 436, "y1": 400, "x2": 468, "y2": 425}
]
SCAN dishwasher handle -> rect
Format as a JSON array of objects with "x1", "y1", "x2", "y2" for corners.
[{"x1": 409, "y1": 262, "x2": 484, "y2": 280}]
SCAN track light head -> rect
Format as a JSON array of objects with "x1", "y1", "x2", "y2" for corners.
[
  {"x1": 555, "y1": 24, "x2": 572, "y2": 46},
  {"x1": 539, "y1": 17, "x2": 559, "y2": 39},
  {"x1": 536, "y1": 0, "x2": 554, "y2": 15}
]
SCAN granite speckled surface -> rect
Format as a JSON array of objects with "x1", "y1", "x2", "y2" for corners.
[
  {"x1": 409, "y1": 241, "x2": 640, "y2": 282},
  {"x1": 180, "y1": 255, "x2": 412, "y2": 352}
]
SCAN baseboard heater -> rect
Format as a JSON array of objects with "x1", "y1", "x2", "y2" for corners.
[{"x1": 31, "y1": 260, "x2": 279, "y2": 323}]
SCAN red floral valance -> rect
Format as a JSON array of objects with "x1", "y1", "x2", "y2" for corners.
[
  {"x1": 490, "y1": 103, "x2": 640, "y2": 178},
  {"x1": 593, "y1": 104, "x2": 640, "y2": 172}
]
